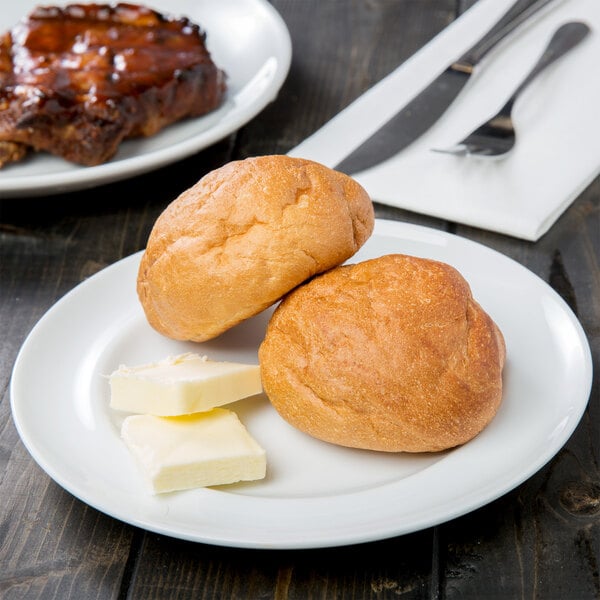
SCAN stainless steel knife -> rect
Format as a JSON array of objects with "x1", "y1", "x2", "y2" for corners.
[{"x1": 333, "y1": 0, "x2": 559, "y2": 174}]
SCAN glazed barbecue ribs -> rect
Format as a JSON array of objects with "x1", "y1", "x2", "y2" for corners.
[{"x1": 0, "y1": 3, "x2": 227, "y2": 168}]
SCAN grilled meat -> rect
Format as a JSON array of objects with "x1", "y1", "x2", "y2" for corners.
[{"x1": 0, "y1": 3, "x2": 226, "y2": 167}]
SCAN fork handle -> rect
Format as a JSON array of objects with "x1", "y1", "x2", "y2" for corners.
[
  {"x1": 501, "y1": 21, "x2": 590, "y2": 114},
  {"x1": 457, "y1": 0, "x2": 560, "y2": 68}
]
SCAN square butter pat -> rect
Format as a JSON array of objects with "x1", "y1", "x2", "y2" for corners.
[
  {"x1": 109, "y1": 353, "x2": 262, "y2": 416},
  {"x1": 121, "y1": 408, "x2": 267, "y2": 494}
]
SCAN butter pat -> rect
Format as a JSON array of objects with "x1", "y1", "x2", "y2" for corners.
[
  {"x1": 121, "y1": 408, "x2": 267, "y2": 493},
  {"x1": 109, "y1": 353, "x2": 262, "y2": 416}
]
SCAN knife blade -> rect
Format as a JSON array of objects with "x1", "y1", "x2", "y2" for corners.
[{"x1": 333, "y1": 0, "x2": 559, "y2": 175}]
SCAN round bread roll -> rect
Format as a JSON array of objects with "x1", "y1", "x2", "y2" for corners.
[
  {"x1": 259, "y1": 254, "x2": 506, "y2": 453},
  {"x1": 137, "y1": 155, "x2": 374, "y2": 342}
]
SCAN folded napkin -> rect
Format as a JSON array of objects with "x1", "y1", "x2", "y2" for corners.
[{"x1": 289, "y1": 0, "x2": 600, "y2": 241}]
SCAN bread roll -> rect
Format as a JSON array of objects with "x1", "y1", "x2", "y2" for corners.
[
  {"x1": 137, "y1": 155, "x2": 374, "y2": 341},
  {"x1": 259, "y1": 254, "x2": 506, "y2": 453}
]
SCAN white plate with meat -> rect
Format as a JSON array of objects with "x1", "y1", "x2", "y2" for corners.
[{"x1": 0, "y1": 0, "x2": 292, "y2": 197}]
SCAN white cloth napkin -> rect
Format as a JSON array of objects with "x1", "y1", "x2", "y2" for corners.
[{"x1": 288, "y1": 0, "x2": 600, "y2": 241}]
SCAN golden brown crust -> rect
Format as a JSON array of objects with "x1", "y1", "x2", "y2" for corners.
[
  {"x1": 258, "y1": 254, "x2": 506, "y2": 453},
  {"x1": 137, "y1": 155, "x2": 374, "y2": 341}
]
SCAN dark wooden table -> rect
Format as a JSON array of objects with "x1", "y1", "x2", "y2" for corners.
[{"x1": 1, "y1": 1, "x2": 598, "y2": 598}]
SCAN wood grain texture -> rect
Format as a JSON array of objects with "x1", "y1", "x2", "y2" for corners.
[{"x1": 0, "y1": 0, "x2": 598, "y2": 598}]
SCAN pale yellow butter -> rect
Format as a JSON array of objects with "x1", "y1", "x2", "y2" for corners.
[
  {"x1": 121, "y1": 408, "x2": 267, "y2": 493},
  {"x1": 109, "y1": 353, "x2": 262, "y2": 416}
]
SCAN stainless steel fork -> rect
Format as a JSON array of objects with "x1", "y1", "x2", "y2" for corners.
[{"x1": 433, "y1": 21, "x2": 590, "y2": 157}]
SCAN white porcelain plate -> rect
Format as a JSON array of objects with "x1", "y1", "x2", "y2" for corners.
[
  {"x1": 10, "y1": 220, "x2": 592, "y2": 549},
  {"x1": 0, "y1": 0, "x2": 292, "y2": 197}
]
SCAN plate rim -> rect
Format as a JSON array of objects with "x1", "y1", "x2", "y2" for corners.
[{"x1": 9, "y1": 220, "x2": 593, "y2": 549}]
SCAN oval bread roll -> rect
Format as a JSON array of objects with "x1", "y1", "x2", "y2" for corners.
[
  {"x1": 137, "y1": 155, "x2": 374, "y2": 341},
  {"x1": 259, "y1": 254, "x2": 506, "y2": 453}
]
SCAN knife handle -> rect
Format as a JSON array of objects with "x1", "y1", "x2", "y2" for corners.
[{"x1": 454, "y1": 0, "x2": 559, "y2": 71}]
